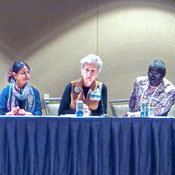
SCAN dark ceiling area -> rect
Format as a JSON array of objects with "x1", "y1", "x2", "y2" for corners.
[{"x1": 0, "y1": 0, "x2": 97, "y2": 58}]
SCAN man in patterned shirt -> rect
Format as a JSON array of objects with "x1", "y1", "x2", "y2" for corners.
[{"x1": 129, "y1": 60, "x2": 175, "y2": 116}]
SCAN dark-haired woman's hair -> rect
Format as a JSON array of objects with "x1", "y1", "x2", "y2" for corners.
[{"x1": 8, "y1": 61, "x2": 30, "y2": 82}]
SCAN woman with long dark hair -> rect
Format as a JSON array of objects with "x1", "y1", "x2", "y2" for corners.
[{"x1": 0, "y1": 61, "x2": 42, "y2": 116}]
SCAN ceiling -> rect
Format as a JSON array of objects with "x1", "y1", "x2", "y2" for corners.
[{"x1": 0, "y1": 0, "x2": 97, "y2": 58}]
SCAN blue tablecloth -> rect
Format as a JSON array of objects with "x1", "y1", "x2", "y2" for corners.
[{"x1": 0, "y1": 116, "x2": 175, "y2": 175}]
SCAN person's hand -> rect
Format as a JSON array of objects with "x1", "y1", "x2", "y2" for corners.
[
  {"x1": 83, "y1": 104, "x2": 91, "y2": 116},
  {"x1": 12, "y1": 106, "x2": 20, "y2": 114},
  {"x1": 15, "y1": 109, "x2": 33, "y2": 116},
  {"x1": 5, "y1": 107, "x2": 33, "y2": 116},
  {"x1": 6, "y1": 106, "x2": 20, "y2": 115},
  {"x1": 17, "y1": 109, "x2": 26, "y2": 115},
  {"x1": 6, "y1": 111, "x2": 14, "y2": 116}
]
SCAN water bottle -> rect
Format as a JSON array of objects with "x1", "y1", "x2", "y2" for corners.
[
  {"x1": 76, "y1": 100, "x2": 83, "y2": 117},
  {"x1": 140, "y1": 101, "x2": 148, "y2": 117}
]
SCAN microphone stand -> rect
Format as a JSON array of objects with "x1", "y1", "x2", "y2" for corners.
[{"x1": 99, "y1": 85, "x2": 108, "y2": 118}]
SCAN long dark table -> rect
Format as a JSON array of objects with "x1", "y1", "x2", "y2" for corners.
[{"x1": 0, "y1": 116, "x2": 175, "y2": 175}]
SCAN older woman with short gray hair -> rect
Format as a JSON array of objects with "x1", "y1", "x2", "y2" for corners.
[
  {"x1": 58, "y1": 53, "x2": 107, "y2": 116},
  {"x1": 80, "y1": 54, "x2": 103, "y2": 73}
]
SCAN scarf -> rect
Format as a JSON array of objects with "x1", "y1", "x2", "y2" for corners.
[{"x1": 7, "y1": 80, "x2": 35, "y2": 112}]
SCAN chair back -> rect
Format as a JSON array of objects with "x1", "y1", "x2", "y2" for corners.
[
  {"x1": 168, "y1": 105, "x2": 175, "y2": 116},
  {"x1": 43, "y1": 94, "x2": 62, "y2": 116},
  {"x1": 109, "y1": 99, "x2": 175, "y2": 117},
  {"x1": 109, "y1": 99, "x2": 129, "y2": 117}
]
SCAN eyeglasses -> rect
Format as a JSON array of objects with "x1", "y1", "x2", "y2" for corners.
[{"x1": 148, "y1": 72, "x2": 162, "y2": 78}]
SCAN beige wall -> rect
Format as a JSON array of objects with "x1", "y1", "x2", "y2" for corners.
[
  {"x1": 0, "y1": 0, "x2": 175, "y2": 115},
  {"x1": 0, "y1": 52, "x2": 13, "y2": 90}
]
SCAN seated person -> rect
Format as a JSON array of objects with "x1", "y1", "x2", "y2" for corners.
[
  {"x1": 129, "y1": 60, "x2": 175, "y2": 116},
  {"x1": 0, "y1": 61, "x2": 42, "y2": 116},
  {"x1": 58, "y1": 54, "x2": 107, "y2": 116}
]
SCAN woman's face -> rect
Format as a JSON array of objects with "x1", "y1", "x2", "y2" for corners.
[
  {"x1": 13, "y1": 66, "x2": 30, "y2": 89},
  {"x1": 81, "y1": 63, "x2": 99, "y2": 87}
]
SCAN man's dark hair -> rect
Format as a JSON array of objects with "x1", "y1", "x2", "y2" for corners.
[{"x1": 148, "y1": 60, "x2": 166, "y2": 74}]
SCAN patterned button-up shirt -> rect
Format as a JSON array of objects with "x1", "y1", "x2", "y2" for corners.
[{"x1": 129, "y1": 76, "x2": 175, "y2": 116}]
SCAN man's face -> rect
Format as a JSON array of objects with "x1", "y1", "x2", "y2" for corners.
[{"x1": 148, "y1": 69, "x2": 165, "y2": 86}]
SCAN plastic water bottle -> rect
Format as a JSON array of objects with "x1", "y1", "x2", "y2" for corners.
[
  {"x1": 76, "y1": 100, "x2": 83, "y2": 117},
  {"x1": 140, "y1": 101, "x2": 148, "y2": 117}
]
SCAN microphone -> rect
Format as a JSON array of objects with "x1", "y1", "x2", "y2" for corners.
[
  {"x1": 101, "y1": 99, "x2": 108, "y2": 117},
  {"x1": 98, "y1": 85, "x2": 108, "y2": 118}
]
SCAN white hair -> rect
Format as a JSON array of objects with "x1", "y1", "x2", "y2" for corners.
[{"x1": 80, "y1": 54, "x2": 103, "y2": 72}]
